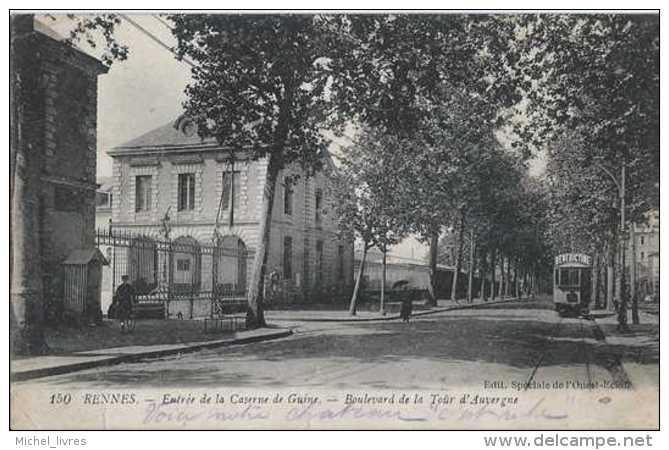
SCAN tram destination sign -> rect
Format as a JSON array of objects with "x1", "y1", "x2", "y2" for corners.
[{"x1": 554, "y1": 253, "x2": 592, "y2": 266}]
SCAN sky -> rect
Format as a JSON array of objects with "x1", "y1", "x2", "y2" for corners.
[
  {"x1": 35, "y1": 13, "x2": 546, "y2": 263},
  {"x1": 95, "y1": 16, "x2": 192, "y2": 176}
]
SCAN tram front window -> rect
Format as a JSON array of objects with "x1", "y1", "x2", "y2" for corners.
[{"x1": 558, "y1": 268, "x2": 580, "y2": 287}]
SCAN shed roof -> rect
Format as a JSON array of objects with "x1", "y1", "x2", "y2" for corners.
[
  {"x1": 97, "y1": 176, "x2": 114, "y2": 192},
  {"x1": 63, "y1": 248, "x2": 109, "y2": 266}
]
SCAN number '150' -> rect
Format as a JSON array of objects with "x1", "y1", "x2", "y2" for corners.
[{"x1": 49, "y1": 393, "x2": 71, "y2": 404}]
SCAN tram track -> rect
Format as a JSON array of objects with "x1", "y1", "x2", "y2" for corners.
[
  {"x1": 523, "y1": 316, "x2": 565, "y2": 390},
  {"x1": 524, "y1": 313, "x2": 633, "y2": 391},
  {"x1": 523, "y1": 314, "x2": 602, "y2": 390},
  {"x1": 578, "y1": 317, "x2": 593, "y2": 387}
]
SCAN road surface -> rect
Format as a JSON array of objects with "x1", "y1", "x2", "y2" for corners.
[{"x1": 17, "y1": 297, "x2": 636, "y2": 391}]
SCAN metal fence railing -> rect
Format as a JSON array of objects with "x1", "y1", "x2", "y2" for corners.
[{"x1": 96, "y1": 228, "x2": 252, "y2": 319}]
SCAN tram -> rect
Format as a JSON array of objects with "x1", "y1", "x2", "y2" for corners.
[{"x1": 553, "y1": 253, "x2": 592, "y2": 317}]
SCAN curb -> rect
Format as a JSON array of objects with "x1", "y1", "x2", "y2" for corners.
[
  {"x1": 268, "y1": 297, "x2": 524, "y2": 323},
  {"x1": 11, "y1": 328, "x2": 293, "y2": 382}
]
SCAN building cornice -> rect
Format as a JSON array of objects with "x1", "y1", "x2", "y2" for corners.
[
  {"x1": 108, "y1": 143, "x2": 221, "y2": 156},
  {"x1": 108, "y1": 143, "x2": 270, "y2": 158}
]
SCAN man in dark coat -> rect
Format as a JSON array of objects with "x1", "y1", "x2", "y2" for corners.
[
  {"x1": 400, "y1": 296, "x2": 413, "y2": 323},
  {"x1": 396, "y1": 282, "x2": 413, "y2": 323},
  {"x1": 114, "y1": 275, "x2": 134, "y2": 332}
]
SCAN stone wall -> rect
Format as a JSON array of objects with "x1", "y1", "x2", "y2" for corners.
[{"x1": 28, "y1": 32, "x2": 107, "y2": 319}]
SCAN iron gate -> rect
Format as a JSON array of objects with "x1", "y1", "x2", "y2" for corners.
[{"x1": 96, "y1": 229, "x2": 251, "y2": 319}]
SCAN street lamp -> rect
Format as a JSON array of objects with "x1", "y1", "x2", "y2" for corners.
[{"x1": 596, "y1": 162, "x2": 630, "y2": 331}]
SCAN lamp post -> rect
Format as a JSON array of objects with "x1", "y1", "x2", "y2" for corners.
[
  {"x1": 160, "y1": 208, "x2": 171, "y2": 288},
  {"x1": 596, "y1": 162, "x2": 629, "y2": 331}
]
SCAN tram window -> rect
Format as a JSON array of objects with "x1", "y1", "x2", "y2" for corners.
[{"x1": 559, "y1": 268, "x2": 580, "y2": 286}]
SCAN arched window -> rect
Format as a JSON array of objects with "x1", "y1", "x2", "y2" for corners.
[
  {"x1": 216, "y1": 235, "x2": 248, "y2": 296},
  {"x1": 172, "y1": 236, "x2": 202, "y2": 294},
  {"x1": 127, "y1": 236, "x2": 157, "y2": 294}
]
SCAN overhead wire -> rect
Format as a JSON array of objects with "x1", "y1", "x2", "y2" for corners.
[
  {"x1": 120, "y1": 14, "x2": 195, "y2": 68},
  {"x1": 152, "y1": 14, "x2": 174, "y2": 31}
]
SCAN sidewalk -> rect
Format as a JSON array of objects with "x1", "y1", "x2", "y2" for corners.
[
  {"x1": 591, "y1": 309, "x2": 659, "y2": 389},
  {"x1": 265, "y1": 296, "x2": 523, "y2": 322},
  {"x1": 11, "y1": 319, "x2": 291, "y2": 381}
]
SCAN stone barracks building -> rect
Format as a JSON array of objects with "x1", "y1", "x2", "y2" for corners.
[{"x1": 105, "y1": 116, "x2": 354, "y2": 316}]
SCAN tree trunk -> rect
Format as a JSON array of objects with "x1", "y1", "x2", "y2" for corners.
[
  {"x1": 651, "y1": 252, "x2": 657, "y2": 297},
  {"x1": 479, "y1": 249, "x2": 487, "y2": 302},
  {"x1": 598, "y1": 254, "x2": 605, "y2": 307},
  {"x1": 450, "y1": 212, "x2": 466, "y2": 302},
  {"x1": 592, "y1": 252, "x2": 599, "y2": 309},
  {"x1": 349, "y1": 243, "x2": 369, "y2": 316},
  {"x1": 380, "y1": 246, "x2": 387, "y2": 315},
  {"x1": 607, "y1": 238, "x2": 616, "y2": 312},
  {"x1": 246, "y1": 151, "x2": 282, "y2": 328},
  {"x1": 502, "y1": 256, "x2": 508, "y2": 298},
  {"x1": 490, "y1": 248, "x2": 497, "y2": 300},
  {"x1": 505, "y1": 256, "x2": 512, "y2": 297},
  {"x1": 617, "y1": 240, "x2": 623, "y2": 310},
  {"x1": 426, "y1": 230, "x2": 439, "y2": 306},
  {"x1": 500, "y1": 256, "x2": 506, "y2": 298},
  {"x1": 618, "y1": 237, "x2": 628, "y2": 330},
  {"x1": 513, "y1": 258, "x2": 519, "y2": 298},
  {"x1": 631, "y1": 222, "x2": 639, "y2": 324},
  {"x1": 592, "y1": 251, "x2": 599, "y2": 308},
  {"x1": 467, "y1": 230, "x2": 475, "y2": 303}
]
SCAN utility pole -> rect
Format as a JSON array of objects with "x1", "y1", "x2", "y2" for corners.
[
  {"x1": 597, "y1": 162, "x2": 631, "y2": 330},
  {"x1": 380, "y1": 246, "x2": 387, "y2": 315},
  {"x1": 631, "y1": 222, "x2": 639, "y2": 324},
  {"x1": 467, "y1": 229, "x2": 475, "y2": 303},
  {"x1": 229, "y1": 154, "x2": 235, "y2": 227},
  {"x1": 618, "y1": 162, "x2": 629, "y2": 330}
]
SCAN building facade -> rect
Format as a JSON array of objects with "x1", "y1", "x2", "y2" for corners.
[
  {"x1": 628, "y1": 209, "x2": 660, "y2": 300},
  {"x1": 95, "y1": 176, "x2": 114, "y2": 231},
  {"x1": 106, "y1": 117, "x2": 354, "y2": 315},
  {"x1": 94, "y1": 177, "x2": 114, "y2": 312},
  {"x1": 11, "y1": 16, "x2": 108, "y2": 332}
]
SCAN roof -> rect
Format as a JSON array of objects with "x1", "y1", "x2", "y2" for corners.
[
  {"x1": 112, "y1": 118, "x2": 217, "y2": 154},
  {"x1": 63, "y1": 248, "x2": 109, "y2": 266},
  {"x1": 110, "y1": 117, "x2": 340, "y2": 171}
]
